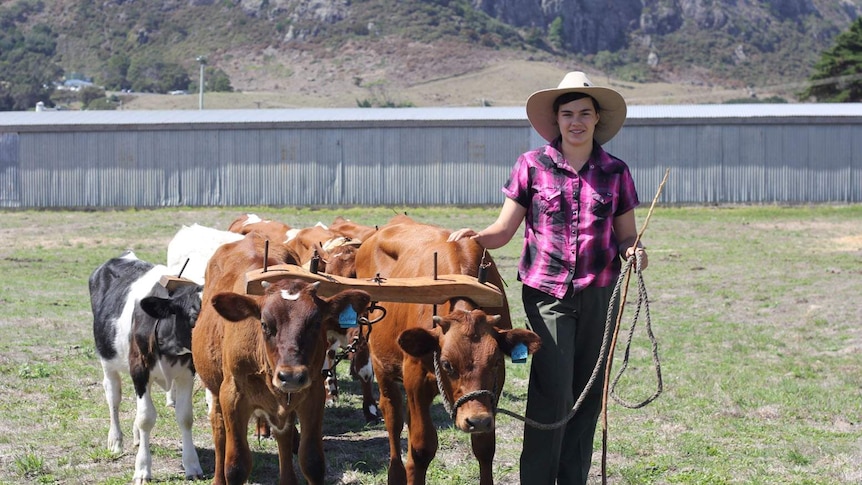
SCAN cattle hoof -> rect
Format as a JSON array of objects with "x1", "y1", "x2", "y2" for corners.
[
  {"x1": 183, "y1": 465, "x2": 205, "y2": 480},
  {"x1": 364, "y1": 412, "x2": 382, "y2": 425},
  {"x1": 107, "y1": 434, "x2": 123, "y2": 454},
  {"x1": 364, "y1": 404, "x2": 383, "y2": 424},
  {"x1": 364, "y1": 415, "x2": 383, "y2": 426}
]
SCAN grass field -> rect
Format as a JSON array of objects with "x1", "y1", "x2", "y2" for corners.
[{"x1": 0, "y1": 204, "x2": 860, "y2": 484}]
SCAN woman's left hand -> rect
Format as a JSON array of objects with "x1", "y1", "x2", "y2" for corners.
[
  {"x1": 447, "y1": 228, "x2": 477, "y2": 242},
  {"x1": 625, "y1": 246, "x2": 649, "y2": 270}
]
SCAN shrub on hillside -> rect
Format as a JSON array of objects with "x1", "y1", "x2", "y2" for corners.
[
  {"x1": 79, "y1": 86, "x2": 106, "y2": 107},
  {"x1": 84, "y1": 97, "x2": 117, "y2": 110}
]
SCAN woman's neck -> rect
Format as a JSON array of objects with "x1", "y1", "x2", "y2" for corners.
[{"x1": 562, "y1": 142, "x2": 593, "y2": 171}]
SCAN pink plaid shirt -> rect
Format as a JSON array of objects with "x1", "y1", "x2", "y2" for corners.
[{"x1": 502, "y1": 142, "x2": 640, "y2": 299}]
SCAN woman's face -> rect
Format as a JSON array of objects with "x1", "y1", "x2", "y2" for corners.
[{"x1": 555, "y1": 97, "x2": 599, "y2": 148}]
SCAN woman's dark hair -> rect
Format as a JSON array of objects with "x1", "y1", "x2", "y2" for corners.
[{"x1": 553, "y1": 92, "x2": 600, "y2": 114}]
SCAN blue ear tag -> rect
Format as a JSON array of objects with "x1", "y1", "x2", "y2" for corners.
[
  {"x1": 511, "y1": 342, "x2": 528, "y2": 364},
  {"x1": 338, "y1": 306, "x2": 358, "y2": 328}
]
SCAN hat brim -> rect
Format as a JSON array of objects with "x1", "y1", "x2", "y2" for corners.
[{"x1": 526, "y1": 86, "x2": 627, "y2": 144}]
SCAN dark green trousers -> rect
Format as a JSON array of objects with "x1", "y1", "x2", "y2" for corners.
[{"x1": 519, "y1": 284, "x2": 617, "y2": 485}]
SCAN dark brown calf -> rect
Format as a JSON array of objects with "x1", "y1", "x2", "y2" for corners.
[{"x1": 193, "y1": 233, "x2": 371, "y2": 485}]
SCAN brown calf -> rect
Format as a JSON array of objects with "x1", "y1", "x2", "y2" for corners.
[
  {"x1": 285, "y1": 225, "x2": 361, "y2": 275},
  {"x1": 328, "y1": 216, "x2": 378, "y2": 242},
  {"x1": 227, "y1": 213, "x2": 292, "y2": 245},
  {"x1": 354, "y1": 218, "x2": 541, "y2": 485}
]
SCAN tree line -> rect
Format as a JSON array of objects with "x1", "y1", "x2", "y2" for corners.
[{"x1": 0, "y1": 0, "x2": 233, "y2": 111}]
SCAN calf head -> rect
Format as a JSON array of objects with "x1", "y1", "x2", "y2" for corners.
[
  {"x1": 398, "y1": 308, "x2": 541, "y2": 434},
  {"x1": 211, "y1": 279, "x2": 371, "y2": 394},
  {"x1": 315, "y1": 240, "x2": 359, "y2": 277},
  {"x1": 136, "y1": 283, "x2": 204, "y2": 360}
]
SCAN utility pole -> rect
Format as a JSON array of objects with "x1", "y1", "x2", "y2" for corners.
[{"x1": 196, "y1": 56, "x2": 207, "y2": 110}]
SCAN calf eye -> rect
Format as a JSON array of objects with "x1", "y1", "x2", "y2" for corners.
[
  {"x1": 441, "y1": 360, "x2": 456, "y2": 376},
  {"x1": 261, "y1": 320, "x2": 275, "y2": 338}
]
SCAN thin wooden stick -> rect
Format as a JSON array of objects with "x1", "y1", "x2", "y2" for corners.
[{"x1": 601, "y1": 167, "x2": 670, "y2": 485}]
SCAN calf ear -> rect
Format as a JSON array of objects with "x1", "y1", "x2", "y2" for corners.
[
  {"x1": 140, "y1": 296, "x2": 173, "y2": 319},
  {"x1": 398, "y1": 328, "x2": 440, "y2": 357},
  {"x1": 212, "y1": 292, "x2": 261, "y2": 322},
  {"x1": 131, "y1": 307, "x2": 159, "y2": 353},
  {"x1": 496, "y1": 328, "x2": 542, "y2": 356},
  {"x1": 324, "y1": 290, "x2": 372, "y2": 328},
  {"x1": 484, "y1": 313, "x2": 502, "y2": 327}
]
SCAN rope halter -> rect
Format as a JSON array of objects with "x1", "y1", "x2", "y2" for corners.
[{"x1": 432, "y1": 350, "x2": 500, "y2": 422}]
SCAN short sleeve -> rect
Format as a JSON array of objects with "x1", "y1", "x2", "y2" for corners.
[
  {"x1": 615, "y1": 166, "x2": 640, "y2": 216},
  {"x1": 502, "y1": 153, "x2": 531, "y2": 209}
]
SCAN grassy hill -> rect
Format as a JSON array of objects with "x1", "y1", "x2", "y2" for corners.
[
  {"x1": 116, "y1": 60, "x2": 795, "y2": 110},
  {"x1": 7, "y1": 0, "x2": 860, "y2": 109}
]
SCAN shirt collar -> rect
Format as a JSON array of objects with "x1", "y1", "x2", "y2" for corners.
[{"x1": 542, "y1": 138, "x2": 619, "y2": 173}]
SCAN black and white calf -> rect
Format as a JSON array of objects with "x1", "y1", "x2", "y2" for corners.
[{"x1": 89, "y1": 250, "x2": 204, "y2": 484}]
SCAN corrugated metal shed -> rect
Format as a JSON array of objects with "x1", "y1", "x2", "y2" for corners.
[
  {"x1": 6, "y1": 103, "x2": 862, "y2": 129},
  {"x1": 1, "y1": 104, "x2": 861, "y2": 207},
  {"x1": 628, "y1": 103, "x2": 862, "y2": 120},
  {"x1": 607, "y1": 104, "x2": 862, "y2": 205},
  {"x1": 0, "y1": 107, "x2": 528, "y2": 131}
]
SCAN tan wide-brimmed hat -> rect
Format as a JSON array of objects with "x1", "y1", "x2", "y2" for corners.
[{"x1": 526, "y1": 71, "x2": 627, "y2": 144}]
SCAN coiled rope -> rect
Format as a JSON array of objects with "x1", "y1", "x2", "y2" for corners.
[
  {"x1": 599, "y1": 167, "x2": 670, "y2": 484},
  {"x1": 494, "y1": 249, "x2": 662, "y2": 428}
]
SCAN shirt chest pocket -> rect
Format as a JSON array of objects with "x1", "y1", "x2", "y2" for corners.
[
  {"x1": 536, "y1": 187, "x2": 563, "y2": 214},
  {"x1": 590, "y1": 190, "x2": 615, "y2": 219}
]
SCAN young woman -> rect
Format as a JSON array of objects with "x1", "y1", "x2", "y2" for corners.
[{"x1": 448, "y1": 71, "x2": 649, "y2": 484}]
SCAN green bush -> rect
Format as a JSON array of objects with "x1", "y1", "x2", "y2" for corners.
[
  {"x1": 548, "y1": 16, "x2": 564, "y2": 50},
  {"x1": 724, "y1": 95, "x2": 788, "y2": 104},
  {"x1": 84, "y1": 97, "x2": 117, "y2": 110},
  {"x1": 127, "y1": 54, "x2": 191, "y2": 93},
  {"x1": 207, "y1": 67, "x2": 234, "y2": 92},
  {"x1": 78, "y1": 85, "x2": 105, "y2": 107}
]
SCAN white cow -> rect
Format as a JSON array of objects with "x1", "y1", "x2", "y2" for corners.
[{"x1": 167, "y1": 223, "x2": 244, "y2": 284}]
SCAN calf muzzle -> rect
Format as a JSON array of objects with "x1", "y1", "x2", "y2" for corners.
[{"x1": 273, "y1": 366, "x2": 311, "y2": 392}]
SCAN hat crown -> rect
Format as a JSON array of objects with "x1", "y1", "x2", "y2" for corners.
[
  {"x1": 557, "y1": 71, "x2": 593, "y2": 89},
  {"x1": 525, "y1": 70, "x2": 627, "y2": 144}
]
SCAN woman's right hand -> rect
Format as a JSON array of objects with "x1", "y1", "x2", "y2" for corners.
[{"x1": 447, "y1": 228, "x2": 478, "y2": 242}]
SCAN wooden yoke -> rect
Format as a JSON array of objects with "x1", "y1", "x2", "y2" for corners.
[
  {"x1": 245, "y1": 264, "x2": 504, "y2": 307},
  {"x1": 160, "y1": 259, "x2": 199, "y2": 291},
  {"x1": 159, "y1": 275, "x2": 200, "y2": 291}
]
